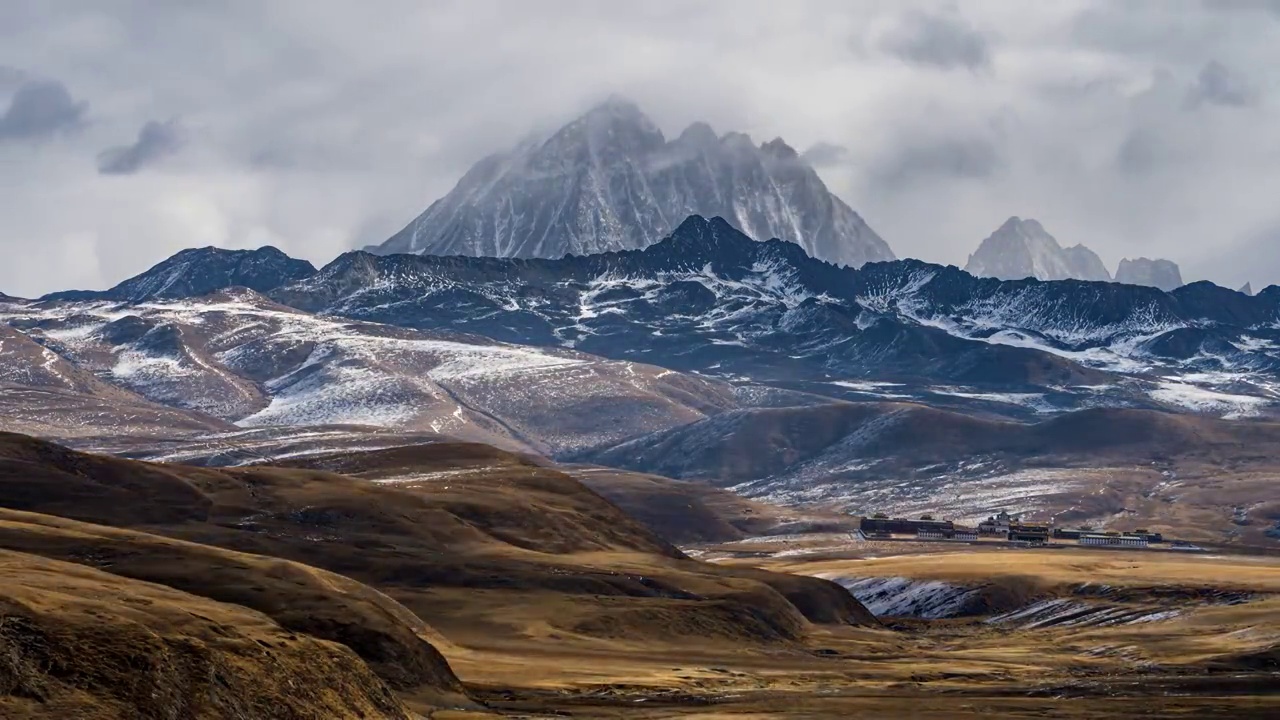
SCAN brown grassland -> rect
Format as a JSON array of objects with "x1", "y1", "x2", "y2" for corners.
[{"x1": 1, "y1": 431, "x2": 1278, "y2": 718}]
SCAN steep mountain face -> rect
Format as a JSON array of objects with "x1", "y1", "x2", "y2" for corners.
[
  {"x1": 965, "y1": 217, "x2": 1112, "y2": 282},
  {"x1": 45, "y1": 246, "x2": 316, "y2": 302},
  {"x1": 1116, "y1": 257, "x2": 1184, "y2": 291},
  {"x1": 371, "y1": 97, "x2": 893, "y2": 268}
]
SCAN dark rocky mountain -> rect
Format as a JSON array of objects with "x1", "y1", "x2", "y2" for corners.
[
  {"x1": 300, "y1": 217, "x2": 1280, "y2": 417},
  {"x1": 18, "y1": 215, "x2": 1280, "y2": 425},
  {"x1": 965, "y1": 217, "x2": 1112, "y2": 282},
  {"x1": 44, "y1": 246, "x2": 315, "y2": 302},
  {"x1": 1116, "y1": 257, "x2": 1185, "y2": 291},
  {"x1": 369, "y1": 97, "x2": 893, "y2": 268}
]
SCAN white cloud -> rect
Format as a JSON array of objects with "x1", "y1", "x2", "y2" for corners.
[{"x1": 0, "y1": 0, "x2": 1277, "y2": 295}]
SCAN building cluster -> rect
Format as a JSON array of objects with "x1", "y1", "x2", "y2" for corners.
[
  {"x1": 859, "y1": 510, "x2": 1166, "y2": 549},
  {"x1": 859, "y1": 514, "x2": 981, "y2": 541}
]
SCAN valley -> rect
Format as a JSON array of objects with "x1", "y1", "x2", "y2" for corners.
[
  {"x1": 6, "y1": 7, "x2": 1280, "y2": 716},
  {"x1": 1, "y1": 431, "x2": 1277, "y2": 718}
]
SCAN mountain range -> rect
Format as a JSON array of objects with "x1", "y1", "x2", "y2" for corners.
[
  {"x1": 370, "y1": 96, "x2": 894, "y2": 268},
  {"x1": 10, "y1": 213, "x2": 1280, "y2": 526},
  {"x1": 965, "y1": 216, "x2": 1184, "y2": 290},
  {"x1": 16, "y1": 214, "x2": 1280, "y2": 424}
]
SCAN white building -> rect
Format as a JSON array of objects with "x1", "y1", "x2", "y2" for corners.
[{"x1": 1080, "y1": 534, "x2": 1148, "y2": 548}]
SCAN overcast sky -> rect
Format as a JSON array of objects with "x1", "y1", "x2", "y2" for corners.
[{"x1": 2, "y1": 0, "x2": 1279, "y2": 296}]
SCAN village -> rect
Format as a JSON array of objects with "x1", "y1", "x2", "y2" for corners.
[{"x1": 858, "y1": 511, "x2": 1204, "y2": 551}]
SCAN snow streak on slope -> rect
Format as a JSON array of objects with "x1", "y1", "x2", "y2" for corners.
[
  {"x1": 819, "y1": 576, "x2": 980, "y2": 619},
  {"x1": 0, "y1": 291, "x2": 737, "y2": 452}
]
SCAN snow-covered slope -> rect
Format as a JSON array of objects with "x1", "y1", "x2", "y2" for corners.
[
  {"x1": 0, "y1": 289, "x2": 737, "y2": 452},
  {"x1": 965, "y1": 217, "x2": 1111, "y2": 282},
  {"x1": 371, "y1": 97, "x2": 893, "y2": 268}
]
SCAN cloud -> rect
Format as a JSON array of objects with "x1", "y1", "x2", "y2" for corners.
[
  {"x1": 97, "y1": 118, "x2": 183, "y2": 174},
  {"x1": 0, "y1": 66, "x2": 26, "y2": 92},
  {"x1": 801, "y1": 141, "x2": 851, "y2": 167},
  {"x1": 0, "y1": 79, "x2": 87, "y2": 142},
  {"x1": 871, "y1": 135, "x2": 1004, "y2": 188},
  {"x1": 877, "y1": 11, "x2": 991, "y2": 70},
  {"x1": 1187, "y1": 60, "x2": 1257, "y2": 107},
  {"x1": 0, "y1": 1, "x2": 1279, "y2": 296}
]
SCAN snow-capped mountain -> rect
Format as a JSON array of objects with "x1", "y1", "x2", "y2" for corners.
[
  {"x1": 1116, "y1": 257, "x2": 1184, "y2": 291},
  {"x1": 370, "y1": 96, "x2": 894, "y2": 268},
  {"x1": 965, "y1": 217, "x2": 1112, "y2": 282},
  {"x1": 27, "y1": 215, "x2": 1280, "y2": 423}
]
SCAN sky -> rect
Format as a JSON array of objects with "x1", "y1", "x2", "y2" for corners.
[{"x1": 1, "y1": 0, "x2": 1279, "y2": 296}]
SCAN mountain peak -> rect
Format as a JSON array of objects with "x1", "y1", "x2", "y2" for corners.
[
  {"x1": 677, "y1": 121, "x2": 718, "y2": 147},
  {"x1": 1116, "y1": 257, "x2": 1183, "y2": 292},
  {"x1": 760, "y1": 137, "x2": 799, "y2": 161},
  {"x1": 371, "y1": 101, "x2": 894, "y2": 267},
  {"x1": 967, "y1": 218, "x2": 1110, "y2": 282},
  {"x1": 43, "y1": 245, "x2": 317, "y2": 303},
  {"x1": 995, "y1": 216, "x2": 1045, "y2": 236},
  {"x1": 589, "y1": 93, "x2": 642, "y2": 114},
  {"x1": 577, "y1": 94, "x2": 656, "y2": 131}
]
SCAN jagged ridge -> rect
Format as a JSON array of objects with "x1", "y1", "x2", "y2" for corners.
[{"x1": 369, "y1": 97, "x2": 894, "y2": 268}]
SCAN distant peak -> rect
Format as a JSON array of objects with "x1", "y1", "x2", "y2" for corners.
[
  {"x1": 1115, "y1": 257, "x2": 1183, "y2": 292},
  {"x1": 173, "y1": 245, "x2": 288, "y2": 260},
  {"x1": 559, "y1": 95, "x2": 662, "y2": 144},
  {"x1": 720, "y1": 131, "x2": 755, "y2": 148},
  {"x1": 665, "y1": 215, "x2": 749, "y2": 247},
  {"x1": 991, "y1": 217, "x2": 1053, "y2": 240},
  {"x1": 677, "y1": 121, "x2": 718, "y2": 146},
  {"x1": 760, "y1": 137, "x2": 799, "y2": 160},
  {"x1": 597, "y1": 93, "x2": 639, "y2": 109},
  {"x1": 582, "y1": 94, "x2": 646, "y2": 121},
  {"x1": 672, "y1": 214, "x2": 714, "y2": 234}
]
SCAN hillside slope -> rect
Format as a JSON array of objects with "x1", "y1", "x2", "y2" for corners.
[
  {"x1": 0, "y1": 547, "x2": 416, "y2": 720},
  {"x1": 0, "y1": 432, "x2": 877, "y2": 658}
]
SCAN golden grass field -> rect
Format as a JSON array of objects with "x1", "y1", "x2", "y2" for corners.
[{"x1": 2, "y1": 431, "x2": 1278, "y2": 718}]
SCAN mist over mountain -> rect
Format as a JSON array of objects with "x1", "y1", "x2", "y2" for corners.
[
  {"x1": 965, "y1": 217, "x2": 1112, "y2": 283},
  {"x1": 1116, "y1": 257, "x2": 1184, "y2": 292},
  {"x1": 965, "y1": 217, "x2": 1184, "y2": 289}
]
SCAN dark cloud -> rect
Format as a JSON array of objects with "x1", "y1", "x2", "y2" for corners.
[
  {"x1": 1187, "y1": 60, "x2": 1257, "y2": 107},
  {"x1": 872, "y1": 136, "x2": 1003, "y2": 188},
  {"x1": 97, "y1": 119, "x2": 184, "y2": 175},
  {"x1": 0, "y1": 79, "x2": 86, "y2": 141},
  {"x1": 801, "y1": 142, "x2": 850, "y2": 168},
  {"x1": 878, "y1": 11, "x2": 990, "y2": 71}
]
